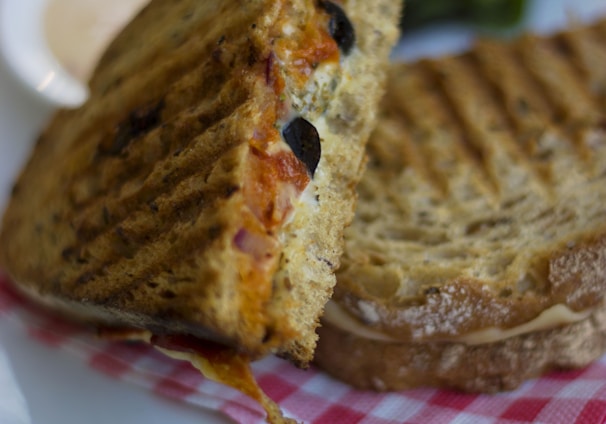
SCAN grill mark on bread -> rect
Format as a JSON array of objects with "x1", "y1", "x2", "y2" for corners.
[
  {"x1": 421, "y1": 58, "x2": 506, "y2": 200},
  {"x1": 449, "y1": 53, "x2": 551, "y2": 200},
  {"x1": 98, "y1": 99, "x2": 166, "y2": 157},
  {"x1": 472, "y1": 39, "x2": 563, "y2": 188},
  {"x1": 55, "y1": 49, "x2": 227, "y2": 184},
  {"x1": 514, "y1": 35, "x2": 600, "y2": 165},
  {"x1": 473, "y1": 39, "x2": 557, "y2": 135},
  {"x1": 71, "y1": 128, "x2": 240, "y2": 243},
  {"x1": 553, "y1": 27, "x2": 606, "y2": 179},
  {"x1": 67, "y1": 50, "x2": 251, "y2": 210},
  {"x1": 70, "y1": 82, "x2": 250, "y2": 239},
  {"x1": 475, "y1": 33, "x2": 606, "y2": 189},
  {"x1": 560, "y1": 29, "x2": 606, "y2": 102},
  {"x1": 64, "y1": 174, "x2": 240, "y2": 277},
  {"x1": 59, "y1": 22, "x2": 267, "y2": 207},
  {"x1": 57, "y1": 103, "x2": 255, "y2": 299},
  {"x1": 70, "y1": 214, "x2": 229, "y2": 305},
  {"x1": 393, "y1": 64, "x2": 493, "y2": 201},
  {"x1": 90, "y1": 2, "x2": 267, "y2": 96},
  {"x1": 371, "y1": 96, "x2": 446, "y2": 200},
  {"x1": 59, "y1": 122, "x2": 249, "y2": 293},
  {"x1": 56, "y1": 144, "x2": 246, "y2": 304},
  {"x1": 515, "y1": 35, "x2": 597, "y2": 123},
  {"x1": 380, "y1": 88, "x2": 450, "y2": 198},
  {"x1": 556, "y1": 24, "x2": 606, "y2": 120},
  {"x1": 65, "y1": 213, "x2": 232, "y2": 313}
]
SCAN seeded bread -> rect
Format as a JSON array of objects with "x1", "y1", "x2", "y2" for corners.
[
  {"x1": 315, "y1": 19, "x2": 606, "y2": 390},
  {"x1": 0, "y1": 0, "x2": 401, "y2": 364}
]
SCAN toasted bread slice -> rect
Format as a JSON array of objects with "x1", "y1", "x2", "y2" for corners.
[
  {"x1": 316, "y1": 19, "x2": 606, "y2": 391},
  {"x1": 0, "y1": 0, "x2": 401, "y2": 365}
]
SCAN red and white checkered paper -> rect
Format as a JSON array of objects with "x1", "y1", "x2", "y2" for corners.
[{"x1": 1, "y1": 273, "x2": 605, "y2": 424}]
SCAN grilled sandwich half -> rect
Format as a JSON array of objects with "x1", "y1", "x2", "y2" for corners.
[
  {"x1": 316, "y1": 18, "x2": 606, "y2": 393},
  {"x1": 0, "y1": 0, "x2": 400, "y2": 372}
]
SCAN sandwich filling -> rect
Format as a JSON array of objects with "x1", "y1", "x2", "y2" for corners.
[
  {"x1": 99, "y1": 327, "x2": 290, "y2": 423},
  {"x1": 102, "y1": 2, "x2": 355, "y2": 422},
  {"x1": 231, "y1": 0, "x2": 351, "y2": 348},
  {"x1": 323, "y1": 300, "x2": 593, "y2": 345}
]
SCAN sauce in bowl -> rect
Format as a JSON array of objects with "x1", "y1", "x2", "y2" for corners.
[
  {"x1": 0, "y1": 0, "x2": 147, "y2": 107},
  {"x1": 45, "y1": 0, "x2": 148, "y2": 83}
]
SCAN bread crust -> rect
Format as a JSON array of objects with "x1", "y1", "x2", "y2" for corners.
[
  {"x1": 333, "y1": 232, "x2": 606, "y2": 341},
  {"x1": 316, "y1": 298, "x2": 606, "y2": 392}
]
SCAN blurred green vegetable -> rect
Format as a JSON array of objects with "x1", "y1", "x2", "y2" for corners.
[{"x1": 401, "y1": 0, "x2": 529, "y2": 31}]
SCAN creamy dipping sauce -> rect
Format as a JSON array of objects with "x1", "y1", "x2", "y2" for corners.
[{"x1": 45, "y1": 0, "x2": 148, "y2": 82}]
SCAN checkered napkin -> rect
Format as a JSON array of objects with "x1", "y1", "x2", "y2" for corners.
[{"x1": 1, "y1": 274, "x2": 605, "y2": 424}]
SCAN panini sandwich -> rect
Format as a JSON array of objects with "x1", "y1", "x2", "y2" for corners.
[
  {"x1": 0, "y1": 0, "x2": 401, "y2": 420},
  {"x1": 316, "y1": 18, "x2": 606, "y2": 392}
]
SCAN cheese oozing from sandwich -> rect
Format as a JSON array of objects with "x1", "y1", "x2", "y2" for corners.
[
  {"x1": 323, "y1": 300, "x2": 593, "y2": 345},
  {"x1": 98, "y1": 328, "x2": 293, "y2": 423}
]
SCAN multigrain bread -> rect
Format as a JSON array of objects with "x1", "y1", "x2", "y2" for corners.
[
  {"x1": 0, "y1": 0, "x2": 401, "y2": 366},
  {"x1": 315, "y1": 18, "x2": 606, "y2": 392}
]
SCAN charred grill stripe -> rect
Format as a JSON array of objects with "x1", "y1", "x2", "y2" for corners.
[
  {"x1": 68, "y1": 60, "x2": 245, "y2": 211},
  {"x1": 59, "y1": 178, "x2": 238, "y2": 300},
  {"x1": 462, "y1": 46, "x2": 556, "y2": 193},
  {"x1": 472, "y1": 40, "x2": 561, "y2": 188},
  {"x1": 393, "y1": 62, "x2": 495, "y2": 201},
  {"x1": 556, "y1": 25, "x2": 606, "y2": 109},
  {"x1": 69, "y1": 86, "x2": 250, "y2": 244},
  {"x1": 54, "y1": 38, "x2": 230, "y2": 195},
  {"x1": 474, "y1": 35, "x2": 585, "y2": 188},
  {"x1": 71, "y1": 105, "x2": 251, "y2": 246},
  {"x1": 385, "y1": 69, "x2": 446, "y2": 195},
  {"x1": 90, "y1": 1, "x2": 244, "y2": 96},
  {"x1": 53, "y1": 9, "x2": 272, "y2": 225},
  {"x1": 472, "y1": 39, "x2": 556, "y2": 139},
  {"x1": 429, "y1": 51, "x2": 564, "y2": 200},
  {"x1": 420, "y1": 59, "x2": 502, "y2": 198},
  {"x1": 379, "y1": 68, "x2": 450, "y2": 196},
  {"x1": 512, "y1": 34, "x2": 601, "y2": 170},
  {"x1": 515, "y1": 35, "x2": 600, "y2": 128},
  {"x1": 55, "y1": 95, "x2": 257, "y2": 296},
  {"x1": 62, "y1": 215, "x2": 229, "y2": 306}
]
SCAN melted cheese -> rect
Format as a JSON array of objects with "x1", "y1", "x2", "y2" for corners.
[
  {"x1": 97, "y1": 329, "x2": 292, "y2": 423},
  {"x1": 323, "y1": 300, "x2": 593, "y2": 345},
  {"x1": 45, "y1": 0, "x2": 148, "y2": 82},
  {"x1": 155, "y1": 348, "x2": 290, "y2": 423}
]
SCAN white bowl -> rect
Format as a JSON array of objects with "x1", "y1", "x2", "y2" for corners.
[{"x1": 0, "y1": 0, "x2": 88, "y2": 107}]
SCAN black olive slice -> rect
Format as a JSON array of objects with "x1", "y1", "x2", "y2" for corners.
[
  {"x1": 282, "y1": 117, "x2": 321, "y2": 177},
  {"x1": 319, "y1": 1, "x2": 356, "y2": 55}
]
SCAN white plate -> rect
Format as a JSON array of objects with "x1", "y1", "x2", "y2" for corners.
[{"x1": 1, "y1": 1, "x2": 605, "y2": 423}]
